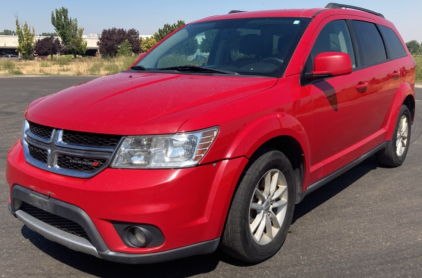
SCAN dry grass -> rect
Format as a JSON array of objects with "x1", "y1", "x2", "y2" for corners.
[{"x1": 0, "y1": 55, "x2": 138, "y2": 76}]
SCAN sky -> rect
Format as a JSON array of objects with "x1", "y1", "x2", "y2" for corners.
[{"x1": 0, "y1": 0, "x2": 421, "y2": 43}]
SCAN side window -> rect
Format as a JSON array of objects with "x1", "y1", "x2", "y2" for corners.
[
  {"x1": 352, "y1": 21, "x2": 387, "y2": 66},
  {"x1": 378, "y1": 25, "x2": 407, "y2": 59},
  {"x1": 310, "y1": 20, "x2": 356, "y2": 69}
]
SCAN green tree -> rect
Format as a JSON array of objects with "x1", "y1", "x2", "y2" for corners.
[
  {"x1": 117, "y1": 39, "x2": 132, "y2": 57},
  {"x1": 140, "y1": 36, "x2": 157, "y2": 52},
  {"x1": 15, "y1": 18, "x2": 35, "y2": 59},
  {"x1": 153, "y1": 20, "x2": 185, "y2": 42},
  {"x1": 0, "y1": 29, "x2": 16, "y2": 35},
  {"x1": 40, "y1": 32, "x2": 58, "y2": 36},
  {"x1": 70, "y1": 27, "x2": 87, "y2": 56},
  {"x1": 51, "y1": 7, "x2": 86, "y2": 58},
  {"x1": 51, "y1": 8, "x2": 72, "y2": 47},
  {"x1": 406, "y1": 40, "x2": 421, "y2": 54}
]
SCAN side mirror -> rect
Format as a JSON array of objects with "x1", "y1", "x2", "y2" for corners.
[{"x1": 306, "y1": 52, "x2": 352, "y2": 80}]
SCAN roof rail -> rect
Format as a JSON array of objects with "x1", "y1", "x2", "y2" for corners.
[
  {"x1": 228, "y1": 10, "x2": 245, "y2": 14},
  {"x1": 325, "y1": 3, "x2": 384, "y2": 18}
]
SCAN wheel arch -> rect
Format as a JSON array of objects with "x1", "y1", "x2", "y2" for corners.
[
  {"x1": 384, "y1": 82, "x2": 416, "y2": 140},
  {"x1": 260, "y1": 136, "x2": 306, "y2": 204},
  {"x1": 224, "y1": 113, "x2": 311, "y2": 212},
  {"x1": 403, "y1": 94, "x2": 416, "y2": 123},
  {"x1": 217, "y1": 133, "x2": 308, "y2": 243}
]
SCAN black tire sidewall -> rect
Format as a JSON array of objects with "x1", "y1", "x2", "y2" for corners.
[{"x1": 237, "y1": 151, "x2": 296, "y2": 262}]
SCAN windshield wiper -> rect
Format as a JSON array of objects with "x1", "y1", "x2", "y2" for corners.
[
  {"x1": 131, "y1": 65, "x2": 147, "y2": 71},
  {"x1": 158, "y1": 65, "x2": 238, "y2": 75}
]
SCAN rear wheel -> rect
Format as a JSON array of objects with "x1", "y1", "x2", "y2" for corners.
[
  {"x1": 376, "y1": 105, "x2": 411, "y2": 167},
  {"x1": 220, "y1": 150, "x2": 296, "y2": 263}
]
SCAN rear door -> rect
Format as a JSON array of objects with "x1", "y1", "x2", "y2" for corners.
[{"x1": 348, "y1": 20, "x2": 400, "y2": 153}]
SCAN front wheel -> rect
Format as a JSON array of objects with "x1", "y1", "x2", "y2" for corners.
[
  {"x1": 220, "y1": 150, "x2": 296, "y2": 263},
  {"x1": 376, "y1": 105, "x2": 411, "y2": 167}
]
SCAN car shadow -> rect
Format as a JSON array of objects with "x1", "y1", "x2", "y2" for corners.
[
  {"x1": 292, "y1": 155, "x2": 379, "y2": 224},
  {"x1": 20, "y1": 156, "x2": 380, "y2": 276}
]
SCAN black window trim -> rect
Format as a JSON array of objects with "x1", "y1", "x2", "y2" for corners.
[
  {"x1": 346, "y1": 19, "x2": 362, "y2": 68},
  {"x1": 300, "y1": 18, "x2": 409, "y2": 87},
  {"x1": 349, "y1": 20, "x2": 389, "y2": 69},
  {"x1": 377, "y1": 24, "x2": 408, "y2": 61}
]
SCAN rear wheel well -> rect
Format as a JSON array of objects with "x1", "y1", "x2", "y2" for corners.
[
  {"x1": 403, "y1": 95, "x2": 415, "y2": 122},
  {"x1": 260, "y1": 136, "x2": 305, "y2": 204}
]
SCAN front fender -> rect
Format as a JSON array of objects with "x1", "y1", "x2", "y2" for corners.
[{"x1": 225, "y1": 113, "x2": 311, "y2": 161}]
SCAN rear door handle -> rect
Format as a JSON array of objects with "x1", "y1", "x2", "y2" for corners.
[
  {"x1": 355, "y1": 81, "x2": 368, "y2": 93},
  {"x1": 391, "y1": 71, "x2": 400, "y2": 79}
]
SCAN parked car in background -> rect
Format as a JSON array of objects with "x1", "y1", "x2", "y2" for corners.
[
  {"x1": 6, "y1": 3, "x2": 416, "y2": 264},
  {"x1": 1, "y1": 54, "x2": 21, "y2": 60}
]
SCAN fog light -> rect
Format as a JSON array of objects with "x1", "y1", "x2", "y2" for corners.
[
  {"x1": 113, "y1": 222, "x2": 164, "y2": 248},
  {"x1": 134, "y1": 228, "x2": 146, "y2": 244},
  {"x1": 126, "y1": 226, "x2": 151, "y2": 247}
]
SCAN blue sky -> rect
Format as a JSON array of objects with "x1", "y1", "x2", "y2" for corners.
[{"x1": 1, "y1": 0, "x2": 421, "y2": 42}]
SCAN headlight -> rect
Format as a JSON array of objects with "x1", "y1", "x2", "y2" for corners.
[{"x1": 111, "y1": 127, "x2": 219, "y2": 169}]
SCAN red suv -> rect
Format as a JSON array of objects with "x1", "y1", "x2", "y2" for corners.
[{"x1": 6, "y1": 3, "x2": 416, "y2": 264}]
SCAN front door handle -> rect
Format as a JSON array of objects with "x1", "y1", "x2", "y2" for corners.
[{"x1": 355, "y1": 81, "x2": 368, "y2": 93}]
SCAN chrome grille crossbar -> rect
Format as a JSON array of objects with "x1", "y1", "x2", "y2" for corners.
[{"x1": 22, "y1": 121, "x2": 122, "y2": 178}]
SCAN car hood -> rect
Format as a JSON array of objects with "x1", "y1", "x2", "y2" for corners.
[{"x1": 26, "y1": 72, "x2": 277, "y2": 135}]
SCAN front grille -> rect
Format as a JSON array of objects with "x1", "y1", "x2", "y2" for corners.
[
  {"x1": 58, "y1": 155, "x2": 106, "y2": 172},
  {"x1": 28, "y1": 144, "x2": 48, "y2": 163},
  {"x1": 23, "y1": 121, "x2": 122, "y2": 178},
  {"x1": 20, "y1": 202, "x2": 90, "y2": 241},
  {"x1": 62, "y1": 130, "x2": 121, "y2": 148},
  {"x1": 29, "y1": 122, "x2": 53, "y2": 140}
]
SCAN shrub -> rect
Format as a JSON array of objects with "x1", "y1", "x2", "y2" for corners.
[
  {"x1": 414, "y1": 55, "x2": 422, "y2": 81},
  {"x1": 121, "y1": 56, "x2": 138, "y2": 70},
  {"x1": 0, "y1": 60, "x2": 23, "y2": 74},
  {"x1": 54, "y1": 56, "x2": 71, "y2": 66},
  {"x1": 141, "y1": 37, "x2": 157, "y2": 52},
  {"x1": 88, "y1": 60, "x2": 104, "y2": 75},
  {"x1": 104, "y1": 63, "x2": 120, "y2": 74},
  {"x1": 2, "y1": 61, "x2": 15, "y2": 72},
  {"x1": 40, "y1": 61, "x2": 51, "y2": 67},
  {"x1": 117, "y1": 39, "x2": 132, "y2": 57},
  {"x1": 11, "y1": 70, "x2": 23, "y2": 75}
]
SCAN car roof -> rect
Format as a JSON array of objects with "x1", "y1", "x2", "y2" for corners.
[
  {"x1": 193, "y1": 9, "x2": 324, "y2": 23},
  {"x1": 191, "y1": 7, "x2": 392, "y2": 26}
]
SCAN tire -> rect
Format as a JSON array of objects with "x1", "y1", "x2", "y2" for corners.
[
  {"x1": 220, "y1": 149, "x2": 296, "y2": 263},
  {"x1": 376, "y1": 105, "x2": 412, "y2": 167}
]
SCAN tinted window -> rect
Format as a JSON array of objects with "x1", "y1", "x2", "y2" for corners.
[
  {"x1": 352, "y1": 21, "x2": 387, "y2": 66},
  {"x1": 378, "y1": 25, "x2": 407, "y2": 59},
  {"x1": 310, "y1": 20, "x2": 356, "y2": 68}
]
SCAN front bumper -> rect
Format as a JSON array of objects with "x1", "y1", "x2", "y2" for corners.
[
  {"x1": 6, "y1": 140, "x2": 248, "y2": 263},
  {"x1": 8, "y1": 186, "x2": 219, "y2": 264}
]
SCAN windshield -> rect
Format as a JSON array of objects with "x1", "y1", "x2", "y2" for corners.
[{"x1": 135, "y1": 17, "x2": 310, "y2": 77}]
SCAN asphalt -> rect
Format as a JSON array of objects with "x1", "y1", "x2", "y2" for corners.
[{"x1": 0, "y1": 76, "x2": 421, "y2": 278}]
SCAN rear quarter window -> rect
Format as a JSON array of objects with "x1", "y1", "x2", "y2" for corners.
[
  {"x1": 352, "y1": 21, "x2": 387, "y2": 66},
  {"x1": 378, "y1": 25, "x2": 407, "y2": 59}
]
